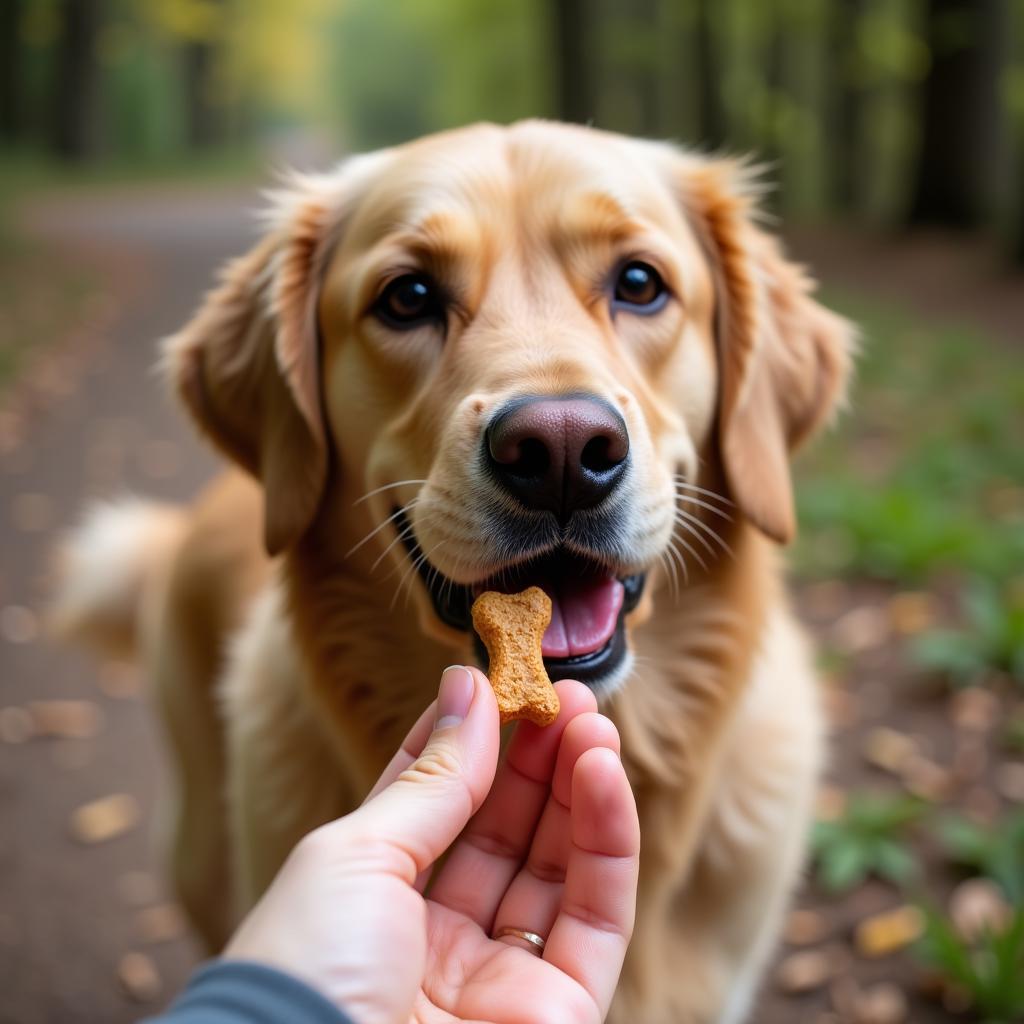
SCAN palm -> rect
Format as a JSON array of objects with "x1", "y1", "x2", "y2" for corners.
[
  {"x1": 415, "y1": 903, "x2": 603, "y2": 1022},
  {"x1": 395, "y1": 680, "x2": 637, "y2": 1024}
]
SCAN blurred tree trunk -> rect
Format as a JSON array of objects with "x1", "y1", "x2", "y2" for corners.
[
  {"x1": 52, "y1": 0, "x2": 102, "y2": 160},
  {"x1": 831, "y1": 0, "x2": 864, "y2": 213},
  {"x1": 0, "y1": 0, "x2": 23, "y2": 143},
  {"x1": 907, "y1": 0, "x2": 1003, "y2": 227},
  {"x1": 694, "y1": 0, "x2": 724, "y2": 147},
  {"x1": 552, "y1": 0, "x2": 594, "y2": 123},
  {"x1": 183, "y1": 36, "x2": 220, "y2": 148},
  {"x1": 631, "y1": 0, "x2": 661, "y2": 136}
]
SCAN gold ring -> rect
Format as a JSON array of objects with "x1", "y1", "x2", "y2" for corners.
[{"x1": 493, "y1": 926, "x2": 546, "y2": 953}]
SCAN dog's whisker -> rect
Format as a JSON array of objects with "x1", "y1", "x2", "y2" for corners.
[
  {"x1": 346, "y1": 499, "x2": 421, "y2": 559},
  {"x1": 674, "y1": 507, "x2": 735, "y2": 559},
  {"x1": 657, "y1": 549, "x2": 679, "y2": 604},
  {"x1": 665, "y1": 535, "x2": 690, "y2": 588},
  {"x1": 672, "y1": 491, "x2": 733, "y2": 521},
  {"x1": 672, "y1": 513, "x2": 718, "y2": 563},
  {"x1": 369, "y1": 519, "x2": 420, "y2": 575},
  {"x1": 672, "y1": 476, "x2": 735, "y2": 506},
  {"x1": 374, "y1": 510, "x2": 445, "y2": 581},
  {"x1": 390, "y1": 540, "x2": 435, "y2": 613},
  {"x1": 352, "y1": 479, "x2": 429, "y2": 507},
  {"x1": 402, "y1": 540, "x2": 448, "y2": 611},
  {"x1": 674, "y1": 530, "x2": 710, "y2": 575}
]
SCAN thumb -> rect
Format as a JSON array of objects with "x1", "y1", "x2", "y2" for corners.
[{"x1": 353, "y1": 666, "x2": 501, "y2": 880}]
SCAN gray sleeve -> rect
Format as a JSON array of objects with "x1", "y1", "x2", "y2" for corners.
[{"x1": 141, "y1": 959, "x2": 357, "y2": 1024}]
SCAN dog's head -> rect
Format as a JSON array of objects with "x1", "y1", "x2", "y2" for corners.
[{"x1": 167, "y1": 121, "x2": 853, "y2": 695}]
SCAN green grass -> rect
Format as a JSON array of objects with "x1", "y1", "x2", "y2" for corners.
[
  {"x1": 911, "y1": 580, "x2": 1024, "y2": 687},
  {"x1": 811, "y1": 791, "x2": 925, "y2": 892},
  {"x1": 917, "y1": 905, "x2": 1024, "y2": 1024},
  {"x1": 792, "y1": 291, "x2": 1024, "y2": 585},
  {"x1": 936, "y1": 811, "x2": 1024, "y2": 905}
]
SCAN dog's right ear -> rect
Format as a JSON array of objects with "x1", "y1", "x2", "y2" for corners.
[{"x1": 164, "y1": 185, "x2": 337, "y2": 556}]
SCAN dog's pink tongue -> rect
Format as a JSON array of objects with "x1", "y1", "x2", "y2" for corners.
[{"x1": 542, "y1": 576, "x2": 624, "y2": 659}]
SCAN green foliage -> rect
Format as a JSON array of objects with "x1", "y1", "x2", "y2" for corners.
[
  {"x1": 937, "y1": 812, "x2": 1024, "y2": 904},
  {"x1": 912, "y1": 581, "x2": 1024, "y2": 686},
  {"x1": 794, "y1": 294, "x2": 1024, "y2": 586},
  {"x1": 917, "y1": 904, "x2": 1024, "y2": 1024},
  {"x1": 811, "y1": 792, "x2": 923, "y2": 892},
  {"x1": 1004, "y1": 707, "x2": 1024, "y2": 755}
]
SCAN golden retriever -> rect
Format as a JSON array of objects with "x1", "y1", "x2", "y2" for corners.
[{"x1": 55, "y1": 120, "x2": 854, "y2": 1023}]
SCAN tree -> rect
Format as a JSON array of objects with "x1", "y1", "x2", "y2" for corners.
[
  {"x1": 551, "y1": 0, "x2": 595, "y2": 124},
  {"x1": 52, "y1": 0, "x2": 103, "y2": 160},
  {"x1": 0, "y1": 0, "x2": 24, "y2": 144},
  {"x1": 907, "y1": 0, "x2": 1006, "y2": 227},
  {"x1": 183, "y1": 31, "x2": 220, "y2": 148},
  {"x1": 694, "y1": 0, "x2": 725, "y2": 148},
  {"x1": 830, "y1": 0, "x2": 866, "y2": 214}
]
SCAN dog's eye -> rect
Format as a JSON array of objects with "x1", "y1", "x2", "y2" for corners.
[
  {"x1": 374, "y1": 274, "x2": 445, "y2": 329},
  {"x1": 613, "y1": 261, "x2": 667, "y2": 313}
]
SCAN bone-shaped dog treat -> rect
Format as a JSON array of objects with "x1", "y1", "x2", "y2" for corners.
[{"x1": 471, "y1": 587, "x2": 560, "y2": 726}]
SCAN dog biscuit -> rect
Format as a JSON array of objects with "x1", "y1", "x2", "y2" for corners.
[{"x1": 471, "y1": 587, "x2": 559, "y2": 726}]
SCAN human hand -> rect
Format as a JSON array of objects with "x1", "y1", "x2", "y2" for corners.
[{"x1": 224, "y1": 665, "x2": 640, "y2": 1024}]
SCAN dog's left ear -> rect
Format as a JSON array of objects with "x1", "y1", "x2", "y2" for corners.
[
  {"x1": 164, "y1": 181, "x2": 338, "y2": 555},
  {"x1": 680, "y1": 159, "x2": 856, "y2": 544}
]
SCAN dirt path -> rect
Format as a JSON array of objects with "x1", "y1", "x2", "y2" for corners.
[{"x1": 0, "y1": 185, "x2": 257, "y2": 1023}]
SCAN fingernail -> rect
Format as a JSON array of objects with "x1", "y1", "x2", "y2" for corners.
[{"x1": 435, "y1": 665, "x2": 474, "y2": 729}]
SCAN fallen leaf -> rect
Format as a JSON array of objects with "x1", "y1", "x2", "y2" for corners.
[
  {"x1": 949, "y1": 878, "x2": 1011, "y2": 942},
  {"x1": 28, "y1": 700, "x2": 102, "y2": 739},
  {"x1": 136, "y1": 903, "x2": 185, "y2": 944},
  {"x1": 117, "y1": 951, "x2": 161, "y2": 1002},
  {"x1": 887, "y1": 592, "x2": 935, "y2": 635},
  {"x1": 862, "y1": 727, "x2": 916, "y2": 775},
  {"x1": 853, "y1": 983, "x2": 908, "y2": 1024},
  {"x1": 854, "y1": 905, "x2": 924, "y2": 958},
  {"x1": 70, "y1": 794, "x2": 139, "y2": 844},
  {"x1": 776, "y1": 949, "x2": 841, "y2": 994},
  {"x1": 0, "y1": 706, "x2": 35, "y2": 744},
  {"x1": 98, "y1": 661, "x2": 141, "y2": 699},
  {"x1": 832, "y1": 606, "x2": 889, "y2": 653},
  {"x1": 950, "y1": 688, "x2": 998, "y2": 734},
  {"x1": 899, "y1": 755, "x2": 950, "y2": 803},
  {"x1": 996, "y1": 762, "x2": 1024, "y2": 803},
  {"x1": 784, "y1": 909, "x2": 828, "y2": 946}
]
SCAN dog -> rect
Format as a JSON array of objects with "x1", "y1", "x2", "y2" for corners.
[{"x1": 55, "y1": 120, "x2": 854, "y2": 1023}]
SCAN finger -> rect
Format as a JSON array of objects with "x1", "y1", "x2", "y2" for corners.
[
  {"x1": 429, "y1": 680, "x2": 596, "y2": 928},
  {"x1": 348, "y1": 666, "x2": 500, "y2": 883},
  {"x1": 542, "y1": 747, "x2": 640, "y2": 1018},
  {"x1": 363, "y1": 700, "x2": 437, "y2": 803},
  {"x1": 491, "y1": 713, "x2": 621, "y2": 946}
]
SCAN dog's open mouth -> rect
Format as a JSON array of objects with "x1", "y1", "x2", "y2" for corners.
[{"x1": 392, "y1": 508, "x2": 645, "y2": 687}]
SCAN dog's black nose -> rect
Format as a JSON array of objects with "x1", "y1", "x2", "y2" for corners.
[{"x1": 485, "y1": 394, "x2": 629, "y2": 519}]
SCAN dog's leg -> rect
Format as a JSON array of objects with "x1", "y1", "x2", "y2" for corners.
[
  {"x1": 222, "y1": 583, "x2": 356, "y2": 912},
  {"x1": 150, "y1": 588, "x2": 235, "y2": 952}
]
